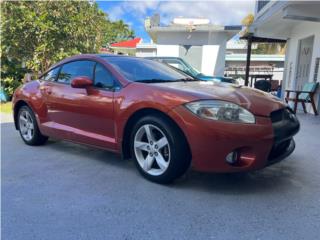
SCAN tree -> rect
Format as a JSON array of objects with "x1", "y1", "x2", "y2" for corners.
[
  {"x1": 241, "y1": 13, "x2": 254, "y2": 36},
  {"x1": 252, "y1": 43, "x2": 287, "y2": 54},
  {"x1": 1, "y1": 1, "x2": 134, "y2": 97},
  {"x1": 103, "y1": 20, "x2": 135, "y2": 45}
]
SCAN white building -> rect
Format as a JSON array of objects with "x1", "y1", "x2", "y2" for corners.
[
  {"x1": 144, "y1": 16, "x2": 241, "y2": 76},
  {"x1": 252, "y1": 0, "x2": 320, "y2": 113}
]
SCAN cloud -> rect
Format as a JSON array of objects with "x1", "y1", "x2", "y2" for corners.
[
  {"x1": 107, "y1": 5, "x2": 125, "y2": 21},
  {"x1": 107, "y1": 0, "x2": 159, "y2": 21},
  {"x1": 158, "y1": 0, "x2": 255, "y2": 25},
  {"x1": 106, "y1": 0, "x2": 254, "y2": 26}
]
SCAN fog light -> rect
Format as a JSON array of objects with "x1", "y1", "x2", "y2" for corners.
[{"x1": 226, "y1": 151, "x2": 238, "y2": 165}]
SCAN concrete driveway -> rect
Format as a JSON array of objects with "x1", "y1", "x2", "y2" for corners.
[{"x1": 2, "y1": 113, "x2": 320, "y2": 240}]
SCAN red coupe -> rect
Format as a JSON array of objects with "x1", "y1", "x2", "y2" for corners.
[{"x1": 12, "y1": 54, "x2": 300, "y2": 183}]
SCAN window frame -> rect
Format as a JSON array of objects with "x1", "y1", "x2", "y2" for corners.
[{"x1": 48, "y1": 58, "x2": 121, "y2": 92}]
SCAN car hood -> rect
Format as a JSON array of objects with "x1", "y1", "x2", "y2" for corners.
[{"x1": 154, "y1": 81, "x2": 286, "y2": 117}]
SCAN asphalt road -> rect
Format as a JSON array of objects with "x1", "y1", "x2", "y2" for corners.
[{"x1": 2, "y1": 113, "x2": 320, "y2": 240}]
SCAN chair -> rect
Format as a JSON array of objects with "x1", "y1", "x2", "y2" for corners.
[
  {"x1": 254, "y1": 80, "x2": 271, "y2": 92},
  {"x1": 270, "y1": 80, "x2": 280, "y2": 91},
  {"x1": 285, "y1": 82, "x2": 319, "y2": 115}
]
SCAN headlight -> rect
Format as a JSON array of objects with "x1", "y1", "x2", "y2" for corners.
[{"x1": 185, "y1": 100, "x2": 255, "y2": 124}]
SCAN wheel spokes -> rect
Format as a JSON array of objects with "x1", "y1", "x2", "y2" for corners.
[
  {"x1": 143, "y1": 155, "x2": 154, "y2": 171},
  {"x1": 156, "y1": 137, "x2": 168, "y2": 150},
  {"x1": 19, "y1": 110, "x2": 35, "y2": 141},
  {"x1": 21, "y1": 126, "x2": 28, "y2": 134},
  {"x1": 20, "y1": 115, "x2": 28, "y2": 123},
  {"x1": 155, "y1": 152, "x2": 168, "y2": 170},
  {"x1": 26, "y1": 129, "x2": 31, "y2": 140},
  {"x1": 144, "y1": 125, "x2": 155, "y2": 143},
  {"x1": 134, "y1": 141, "x2": 149, "y2": 152}
]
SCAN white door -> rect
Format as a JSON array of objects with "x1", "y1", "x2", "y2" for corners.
[{"x1": 295, "y1": 36, "x2": 314, "y2": 90}]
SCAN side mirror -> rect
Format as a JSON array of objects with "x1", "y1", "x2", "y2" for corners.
[{"x1": 71, "y1": 76, "x2": 93, "y2": 88}]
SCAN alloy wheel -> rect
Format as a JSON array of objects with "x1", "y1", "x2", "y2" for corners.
[
  {"x1": 134, "y1": 124, "x2": 171, "y2": 176},
  {"x1": 19, "y1": 110, "x2": 35, "y2": 141}
]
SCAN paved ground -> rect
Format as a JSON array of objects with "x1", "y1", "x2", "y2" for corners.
[{"x1": 2, "y1": 113, "x2": 320, "y2": 240}]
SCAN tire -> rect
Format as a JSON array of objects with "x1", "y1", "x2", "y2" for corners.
[
  {"x1": 17, "y1": 105, "x2": 48, "y2": 145},
  {"x1": 130, "y1": 114, "x2": 191, "y2": 184}
]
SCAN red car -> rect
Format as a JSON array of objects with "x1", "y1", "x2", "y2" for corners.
[{"x1": 12, "y1": 54, "x2": 300, "y2": 183}]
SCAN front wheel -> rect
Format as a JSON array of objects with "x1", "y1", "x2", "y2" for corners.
[
  {"x1": 17, "y1": 106, "x2": 48, "y2": 145},
  {"x1": 130, "y1": 115, "x2": 190, "y2": 184}
]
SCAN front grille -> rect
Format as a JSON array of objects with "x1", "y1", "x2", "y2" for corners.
[
  {"x1": 268, "y1": 139, "x2": 291, "y2": 160},
  {"x1": 270, "y1": 108, "x2": 299, "y2": 143},
  {"x1": 267, "y1": 108, "x2": 299, "y2": 163}
]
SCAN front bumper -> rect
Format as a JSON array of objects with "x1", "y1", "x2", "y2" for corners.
[
  {"x1": 168, "y1": 106, "x2": 299, "y2": 172},
  {"x1": 267, "y1": 139, "x2": 295, "y2": 166}
]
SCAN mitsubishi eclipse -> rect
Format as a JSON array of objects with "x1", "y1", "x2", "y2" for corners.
[{"x1": 12, "y1": 54, "x2": 300, "y2": 183}]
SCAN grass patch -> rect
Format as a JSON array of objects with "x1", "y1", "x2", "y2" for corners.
[{"x1": 0, "y1": 102, "x2": 12, "y2": 113}]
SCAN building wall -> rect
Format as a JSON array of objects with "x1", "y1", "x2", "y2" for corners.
[
  {"x1": 136, "y1": 48, "x2": 157, "y2": 57},
  {"x1": 153, "y1": 31, "x2": 231, "y2": 76},
  {"x1": 179, "y1": 46, "x2": 203, "y2": 72},
  {"x1": 283, "y1": 21, "x2": 320, "y2": 113},
  {"x1": 156, "y1": 45, "x2": 180, "y2": 57}
]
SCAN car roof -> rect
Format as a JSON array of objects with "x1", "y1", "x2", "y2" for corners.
[
  {"x1": 146, "y1": 57, "x2": 183, "y2": 60},
  {"x1": 49, "y1": 54, "x2": 142, "y2": 70}
]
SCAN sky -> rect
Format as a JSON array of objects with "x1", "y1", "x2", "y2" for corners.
[{"x1": 97, "y1": 0, "x2": 256, "y2": 42}]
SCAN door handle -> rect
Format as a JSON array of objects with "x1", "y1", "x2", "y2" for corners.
[
  {"x1": 46, "y1": 88, "x2": 52, "y2": 94},
  {"x1": 40, "y1": 85, "x2": 52, "y2": 94}
]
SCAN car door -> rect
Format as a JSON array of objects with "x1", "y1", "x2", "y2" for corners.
[
  {"x1": 68, "y1": 62, "x2": 117, "y2": 150},
  {"x1": 42, "y1": 60, "x2": 116, "y2": 150},
  {"x1": 39, "y1": 66, "x2": 62, "y2": 135}
]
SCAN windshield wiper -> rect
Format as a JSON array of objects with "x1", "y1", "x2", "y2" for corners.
[
  {"x1": 135, "y1": 78, "x2": 197, "y2": 83},
  {"x1": 175, "y1": 78, "x2": 198, "y2": 82},
  {"x1": 135, "y1": 79, "x2": 175, "y2": 83}
]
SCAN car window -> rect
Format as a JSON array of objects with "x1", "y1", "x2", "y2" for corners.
[
  {"x1": 94, "y1": 63, "x2": 115, "y2": 89},
  {"x1": 57, "y1": 61, "x2": 95, "y2": 84},
  {"x1": 104, "y1": 57, "x2": 187, "y2": 82},
  {"x1": 41, "y1": 67, "x2": 60, "y2": 82},
  {"x1": 163, "y1": 59, "x2": 187, "y2": 72}
]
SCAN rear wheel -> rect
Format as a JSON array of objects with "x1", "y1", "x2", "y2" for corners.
[
  {"x1": 18, "y1": 106, "x2": 48, "y2": 145},
  {"x1": 130, "y1": 115, "x2": 190, "y2": 184}
]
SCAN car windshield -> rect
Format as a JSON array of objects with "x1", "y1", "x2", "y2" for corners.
[
  {"x1": 103, "y1": 57, "x2": 193, "y2": 82},
  {"x1": 178, "y1": 59, "x2": 201, "y2": 76}
]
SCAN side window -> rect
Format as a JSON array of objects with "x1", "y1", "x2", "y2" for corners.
[
  {"x1": 41, "y1": 67, "x2": 60, "y2": 82},
  {"x1": 94, "y1": 63, "x2": 115, "y2": 89},
  {"x1": 57, "y1": 61, "x2": 95, "y2": 84}
]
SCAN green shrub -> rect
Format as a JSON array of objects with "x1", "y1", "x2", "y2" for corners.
[{"x1": 2, "y1": 77, "x2": 22, "y2": 98}]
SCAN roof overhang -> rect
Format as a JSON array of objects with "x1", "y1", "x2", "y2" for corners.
[
  {"x1": 252, "y1": 1, "x2": 320, "y2": 39},
  {"x1": 146, "y1": 25, "x2": 242, "y2": 44}
]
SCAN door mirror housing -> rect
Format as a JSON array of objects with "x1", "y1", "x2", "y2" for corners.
[{"x1": 71, "y1": 76, "x2": 93, "y2": 88}]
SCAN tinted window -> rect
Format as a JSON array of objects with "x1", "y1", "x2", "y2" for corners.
[
  {"x1": 42, "y1": 67, "x2": 60, "y2": 81},
  {"x1": 103, "y1": 57, "x2": 187, "y2": 82},
  {"x1": 94, "y1": 63, "x2": 114, "y2": 89},
  {"x1": 57, "y1": 61, "x2": 95, "y2": 84}
]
